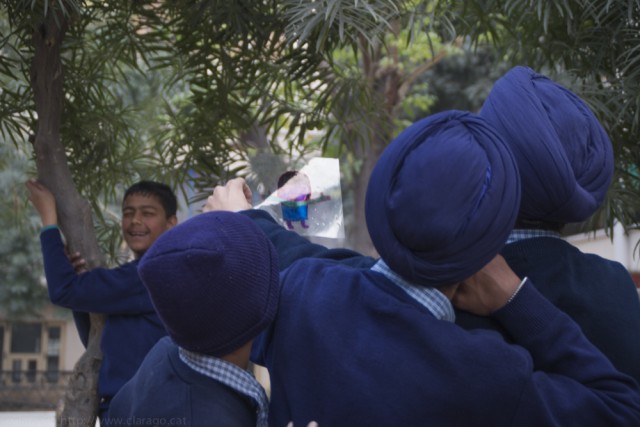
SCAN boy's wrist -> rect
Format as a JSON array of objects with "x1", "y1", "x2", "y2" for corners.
[
  {"x1": 41, "y1": 214, "x2": 58, "y2": 226},
  {"x1": 40, "y1": 224, "x2": 59, "y2": 233}
]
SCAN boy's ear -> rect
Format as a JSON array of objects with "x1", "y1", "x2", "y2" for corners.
[{"x1": 167, "y1": 215, "x2": 178, "y2": 228}]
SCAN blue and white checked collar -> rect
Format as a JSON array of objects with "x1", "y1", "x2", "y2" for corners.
[
  {"x1": 505, "y1": 228, "x2": 562, "y2": 245},
  {"x1": 179, "y1": 348, "x2": 269, "y2": 427},
  {"x1": 371, "y1": 259, "x2": 455, "y2": 322}
]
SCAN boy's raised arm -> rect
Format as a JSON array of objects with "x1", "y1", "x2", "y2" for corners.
[{"x1": 25, "y1": 179, "x2": 58, "y2": 226}]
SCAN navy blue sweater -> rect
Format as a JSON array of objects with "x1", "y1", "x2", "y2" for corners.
[
  {"x1": 108, "y1": 337, "x2": 256, "y2": 427},
  {"x1": 40, "y1": 228, "x2": 167, "y2": 401},
  {"x1": 243, "y1": 209, "x2": 374, "y2": 270},
  {"x1": 245, "y1": 210, "x2": 640, "y2": 426},
  {"x1": 457, "y1": 237, "x2": 640, "y2": 384}
]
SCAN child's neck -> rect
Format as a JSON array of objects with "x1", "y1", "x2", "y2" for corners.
[{"x1": 221, "y1": 340, "x2": 252, "y2": 370}]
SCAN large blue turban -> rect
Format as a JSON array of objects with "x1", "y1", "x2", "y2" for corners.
[
  {"x1": 365, "y1": 110, "x2": 521, "y2": 287},
  {"x1": 480, "y1": 66, "x2": 613, "y2": 223}
]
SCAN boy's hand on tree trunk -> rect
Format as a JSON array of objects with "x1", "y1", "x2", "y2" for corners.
[{"x1": 25, "y1": 179, "x2": 58, "y2": 226}]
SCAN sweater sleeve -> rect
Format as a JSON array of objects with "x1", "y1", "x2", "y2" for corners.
[
  {"x1": 492, "y1": 281, "x2": 640, "y2": 425},
  {"x1": 39, "y1": 227, "x2": 156, "y2": 315},
  {"x1": 241, "y1": 209, "x2": 374, "y2": 270},
  {"x1": 72, "y1": 311, "x2": 90, "y2": 348}
]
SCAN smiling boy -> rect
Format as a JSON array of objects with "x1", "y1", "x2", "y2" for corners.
[
  {"x1": 25, "y1": 179, "x2": 177, "y2": 421},
  {"x1": 121, "y1": 183, "x2": 177, "y2": 256}
]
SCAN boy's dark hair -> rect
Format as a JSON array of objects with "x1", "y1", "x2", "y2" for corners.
[
  {"x1": 123, "y1": 181, "x2": 178, "y2": 218},
  {"x1": 277, "y1": 170, "x2": 311, "y2": 201},
  {"x1": 277, "y1": 171, "x2": 299, "y2": 189}
]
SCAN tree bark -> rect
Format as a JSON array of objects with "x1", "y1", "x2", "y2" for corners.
[
  {"x1": 30, "y1": 9, "x2": 105, "y2": 427},
  {"x1": 347, "y1": 35, "x2": 401, "y2": 256},
  {"x1": 347, "y1": 28, "x2": 447, "y2": 256}
]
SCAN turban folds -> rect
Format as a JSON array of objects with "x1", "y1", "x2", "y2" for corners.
[
  {"x1": 365, "y1": 110, "x2": 520, "y2": 287},
  {"x1": 480, "y1": 66, "x2": 613, "y2": 223}
]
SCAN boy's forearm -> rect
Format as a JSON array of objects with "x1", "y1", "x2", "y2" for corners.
[
  {"x1": 40, "y1": 208, "x2": 58, "y2": 226},
  {"x1": 493, "y1": 281, "x2": 640, "y2": 422},
  {"x1": 241, "y1": 209, "x2": 369, "y2": 270},
  {"x1": 25, "y1": 180, "x2": 58, "y2": 225}
]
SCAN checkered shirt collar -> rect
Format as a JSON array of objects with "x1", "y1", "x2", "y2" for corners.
[
  {"x1": 506, "y1": 228, "x2": 562, "y2": 245},
  {"x1": 371, "y1": 259, "x2": 455, "y2": 322},
  {"x1": 179, "y1": 347, "x2": 269, "y2": 427}
]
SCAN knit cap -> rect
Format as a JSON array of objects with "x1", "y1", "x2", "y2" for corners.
[
  {"x1": 138, "y1": 211, "x2": 280, "y2": 357},
  {"x1": 480, "y1": 66, "x2": 613, "y2": 223},
  {"x1": 365, "y1": 110, "x2": 521, "y2": 287}
]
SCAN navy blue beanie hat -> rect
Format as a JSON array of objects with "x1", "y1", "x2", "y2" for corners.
[
  {"x1": 138, "y1": 211, "x2": 280, "y2": 357},
  {"x1": 480, "y1": 66, "x2": 613, "y2": 223},
  {"x1": 365, "y1": 110, "x2": 521, "y2": 287}
]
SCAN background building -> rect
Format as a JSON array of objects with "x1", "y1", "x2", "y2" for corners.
[{"x1": 0, "y1": 306, "x2": 83, "y2": 410}]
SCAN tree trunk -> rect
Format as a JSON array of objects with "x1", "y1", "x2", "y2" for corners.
[
  {"x1": 30, "y1": 9, "x2": 105, "y2": 427},
  {"x1": 347, "y1": 35, "x2": 402, "y2": 256},
  {"x1": 349, "y1": 130, "x2": 385, "y2": 257},
  {"x1": 347, "y1": 28, "x2": 447, "y2": 256}
]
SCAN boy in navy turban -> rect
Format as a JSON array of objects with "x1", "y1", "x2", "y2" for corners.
[
  {"x1": 206, "y1": 111, "x2": 640, "y2": 427},
  {"x1": 476, "y1": 66, "x2": 640, "y2": 383},
  {"x1": 107, "y1": 211, "x2": 280, "y2": 427}
]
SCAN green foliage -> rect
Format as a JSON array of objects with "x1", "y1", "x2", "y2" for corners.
[
  {"x1": 443, "y1": 0, "x2": 640, "y2": 233},
  {"x1": 2, "y1": 0, "x2": 640, "y2": 259},
  {"x1": 0, "y1": 6, "x2": 35, "y2": 148},
  {"x1": 0, "y1": 144, "x2": 48, "y2": 319},
  {"x1": 281, "y1": 0, "x2": 407, "y2": 51},
  {"x1": 422, "y1": 43, "x2": 510, "y2": 113}
]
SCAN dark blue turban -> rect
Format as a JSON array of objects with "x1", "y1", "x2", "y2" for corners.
[
  {"x1": 139, "y1": 211, "x2": 280, "y2": 357},
  {"x1": 480, "y1": 66, "x2": 613, "y2": 223},
  {"x1": 365, "y1": 110, "x2": 521, "y2": 287}
]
